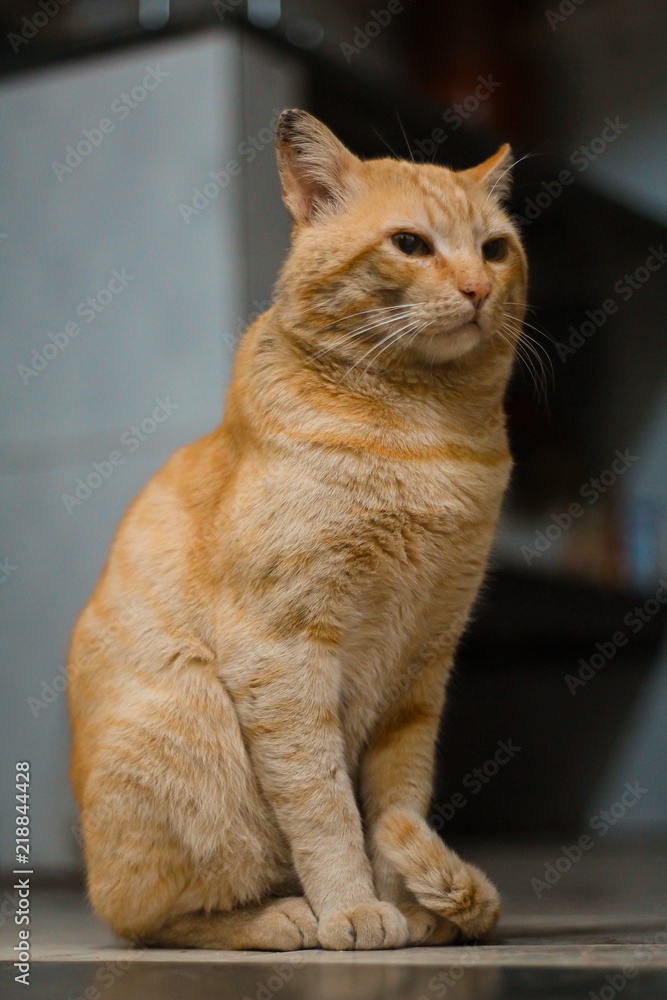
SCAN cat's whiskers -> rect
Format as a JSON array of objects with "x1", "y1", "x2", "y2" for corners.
[
  {"x1": 341, "y1": 315, "x2": 424, "y2": 381},
  {"x1": 498, "y1": 317, "x2": 550, "y2": 408},
  {"x1": 370, "y1": 124, "x2": 401, "y2": 160},
  {"x1": 309, "y1": 315, "x2": 408, "y2": 359},
  {"x1": 518, "y1": 334, "x2": 554, "y2": 387},
  {"x1": 499, "y1": 322, "x2": 541, "y2": 382},
  {"x1": 502, "y1": 310, "x2": 554, "y2": 344},
  {"x1": 309, "y1": 304, "x2": 428, "y2": 364},
  {"x1": 481, "y1": 150, "x2": 538, "y2": 212},
  {"x1": 350, "y1": 317, "x2": 423, "y2": 371},
  {"x1": 396, "y1": 112, "x2": 415, "y2": 164},
  {"x1": 501, "y1": 312, "x2": 554, "y2": 376},
  {"x1": 309, "y1": 308, "x2": 423, "y2": 363},
  {"x1": 360, "y1": 318, "x2": 426, "y2": 376},
  {"x1": 316, "y1": 301, "x2": 427, "y2": 335},
  {"x1": 389, "y1": 319, "x2": 431, "y2": 370}
]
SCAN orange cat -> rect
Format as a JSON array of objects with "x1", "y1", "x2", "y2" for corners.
[{"x1": 68, "y1": 109, "x2": 527, "y2": 950}]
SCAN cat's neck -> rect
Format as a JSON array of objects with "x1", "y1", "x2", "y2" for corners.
[{"x1": 223, "y1": 309, "x2": 514, "y2": 455}]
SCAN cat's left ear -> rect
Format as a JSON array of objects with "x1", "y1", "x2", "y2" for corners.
[
  {"x1": 461, "y1": 144, "x2": 513, "y2": 202},
  {"x1": 275, "y1": 109, "x2": 360, "y2": 224}
]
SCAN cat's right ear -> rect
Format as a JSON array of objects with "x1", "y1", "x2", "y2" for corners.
[{"x1": 275, "y1": 109, "x2": 359, "y2": 224}]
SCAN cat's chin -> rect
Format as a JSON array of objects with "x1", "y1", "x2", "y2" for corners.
[{"x1": 413, "y1": 321, "x2": 484, "y2": 364}]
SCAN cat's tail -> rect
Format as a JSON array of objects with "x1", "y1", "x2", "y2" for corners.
[{"x1": 374, "y1": 808, "x2": 500, "y2": 941}]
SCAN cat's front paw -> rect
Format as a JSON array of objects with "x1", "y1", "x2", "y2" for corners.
[
  {"x1": 376, "y1": 809, "x2": 500, "y2": 941},
  {"x1": 318, "y1": 901, "x2": 409, "y2": 950},
  {"x1": 268, "y1": 896, "x2": 320, "y2": 949}
]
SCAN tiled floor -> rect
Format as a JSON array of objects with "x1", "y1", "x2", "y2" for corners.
[{"x1": 2, "y1": 838, "x2": 666, "y2": 998}]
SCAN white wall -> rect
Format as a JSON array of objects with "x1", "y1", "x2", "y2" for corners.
[{"x1": 0, "y1": 29, "x2": 303, "y2": 872}]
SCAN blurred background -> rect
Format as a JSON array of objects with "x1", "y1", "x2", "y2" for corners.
[{"x1": 1, "y1": 0, "x2": 666, "y2": 878}]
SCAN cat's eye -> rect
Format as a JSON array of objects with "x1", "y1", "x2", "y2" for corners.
[
  {"x1": 391, "y1": 232, "x2": 431, "y2": 257},
  {"x1": 482, "y1": 238, "x2": 508, "y2": 262}
]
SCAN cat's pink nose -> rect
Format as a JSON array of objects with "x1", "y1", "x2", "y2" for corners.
[{"x1": 461, "y1": 280, "x2": 492, "y2": 308}]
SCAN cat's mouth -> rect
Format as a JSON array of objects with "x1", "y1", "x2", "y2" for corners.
[
  {"x1": 415, "y1": 316, "x2": 486, "y2": 363},
  {"x1": 445, "y1": 318, "x2": 481, "y2": 338}
]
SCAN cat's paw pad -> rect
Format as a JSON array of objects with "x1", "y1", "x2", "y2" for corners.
[
  {"x1": 318, "y1": 901, "x2": 409, "y2": 950},
  {"x1": 376, "y1": 809, "x2": 500, "y2": 941}
]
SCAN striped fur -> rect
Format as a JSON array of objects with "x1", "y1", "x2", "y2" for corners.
[{"x1": 68, "y1": 110, "x2": 526, "y2": 950}]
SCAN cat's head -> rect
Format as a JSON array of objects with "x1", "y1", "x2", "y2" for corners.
[{"x1": 274, "y1": 109, "x2": 527, "y2": 371}]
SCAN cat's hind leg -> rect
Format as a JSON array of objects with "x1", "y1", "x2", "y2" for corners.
[
  {"x1": 150, "y1": 896, "x2": 318, "y2": 950},
  {"x1": 78, "y1": 664, "x2": 292, "y2": 946},
  {"x1": 83, "y1": 787, "x2": 317, "y2": 950}
]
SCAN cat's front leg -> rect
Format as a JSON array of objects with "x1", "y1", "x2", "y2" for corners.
[
  {"x1": 360, "y1": 656, "x2": 499, "y2": 943},
  {"x1": 375, "y1": 809, "x2": 500, "y2": 942},
  {"x1": 230, "y1": 636, "x2": 409, "y2": 950},
  {"x1": 359, "y1": 671, "x2": 458, "y2": 944}
]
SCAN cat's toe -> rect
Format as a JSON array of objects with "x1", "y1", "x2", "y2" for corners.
[
  {"x1": 273, "y1": 897, "x2": 319, "y2": 949},
  {"x1": 318, "y1": 901, "x2": 409, "y2": 950}
]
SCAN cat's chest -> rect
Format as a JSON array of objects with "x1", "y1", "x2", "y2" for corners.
[
  {"x1": 326, "y1": 447, "x2": 511, "y2": 562},
  {"x1": 329, "y1": 453, "x2": 510, "y2": 745},
  {"x1": 222, "y1": 437, "x2": 511, "y2": 649},
  {"x1": 335, "y1": 468, "x2": 501, "y2": 651}
]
